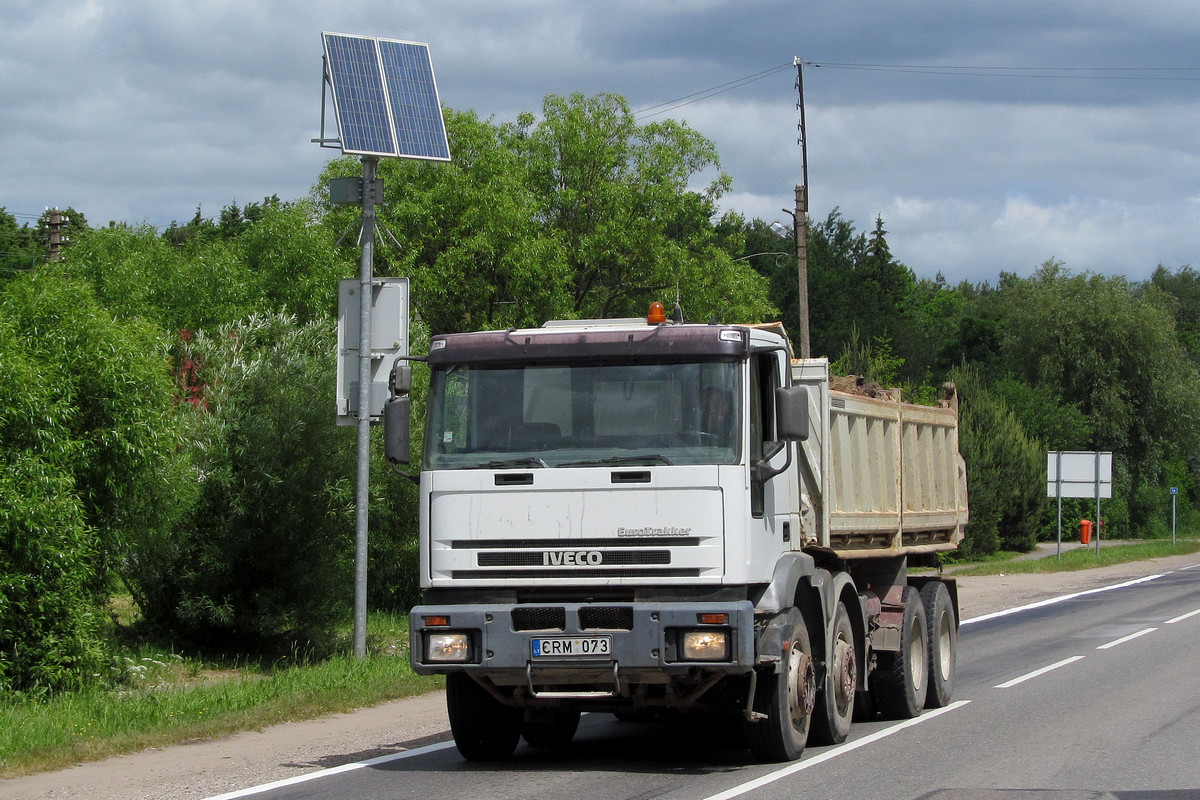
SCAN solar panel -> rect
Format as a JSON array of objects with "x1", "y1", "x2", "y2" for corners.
[{"x1": 322, "y1": 32, "x2": 451, "y2": 161}]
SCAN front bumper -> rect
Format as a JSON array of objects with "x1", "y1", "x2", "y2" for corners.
[{"x1": 410, "y1": 600, "x2": 757, "y2": 696}]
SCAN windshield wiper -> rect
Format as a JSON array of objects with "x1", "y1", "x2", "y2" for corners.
[
  {"x1": 467, "y1": 457, "x2": 550, "y2": 469},
  {"x1": 558, "y1": 454, "x2": 673, "y2": 467}
]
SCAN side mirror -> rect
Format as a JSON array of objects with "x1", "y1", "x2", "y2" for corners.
[
  {"x1": 384, "y1": 396, "x2": 411, "y2": 464},
  {"x1": 775, "y1": 385, "x2": 809, "y2": 442},
  {"x1": 390, "y1": 361, "x2": 412, "y2": 395}
]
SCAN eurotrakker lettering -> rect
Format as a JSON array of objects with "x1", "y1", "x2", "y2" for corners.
[{"x1": 616, "y1": 526, "x2": 692, "y2": 537}]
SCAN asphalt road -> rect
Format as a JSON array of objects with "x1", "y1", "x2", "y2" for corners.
[{"x1": 208, "y1": 562, "x2": 1200, "y2": 800}]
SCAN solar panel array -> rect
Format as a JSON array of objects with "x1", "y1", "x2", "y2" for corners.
[{"x1": 322, "y1": 32, "x2": 451, "y2": 161}]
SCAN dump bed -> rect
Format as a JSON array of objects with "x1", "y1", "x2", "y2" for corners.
[{"x1": 792, "y1": 358, "x2": 967, "y2": 558}]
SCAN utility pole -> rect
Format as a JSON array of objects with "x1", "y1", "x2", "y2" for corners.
[
  {"x1": 792, "y1": 58, "x2": 811, "y2": 357},
  {"x1": 47, "y1": 208, "x2": 64, "y2": 262}
]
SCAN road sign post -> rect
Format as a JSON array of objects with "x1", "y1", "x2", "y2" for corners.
[
  {"x1": 1047, "y1": 451, "x2": 1113, "y2": 558},
  {"x1": 1171, "y1": 487, "x2": 1178, "y2": 545},
  {"x1": 317, "y1": 32, "x2": 450, "y2": 659}
]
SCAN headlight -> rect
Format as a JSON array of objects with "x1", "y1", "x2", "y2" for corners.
[
  {"x1": 680, "y1": 629, "x2": 730, "y2": 661},
  {"x1": 425, "y1": 632, "x2": 472, "y2": 663}
]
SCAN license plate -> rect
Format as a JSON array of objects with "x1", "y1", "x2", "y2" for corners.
[{"x1": 531, "y1": 636, "x2": 612, "y2": 659}]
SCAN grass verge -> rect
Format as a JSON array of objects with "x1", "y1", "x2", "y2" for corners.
[
  {"x1": 0, "y1": 614, "x2": 442, "y2": 778},
  {"x1": 949, "y1": 538, "x2": 1200, "y2": 577}
]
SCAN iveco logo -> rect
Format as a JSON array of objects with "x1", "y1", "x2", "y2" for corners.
[{"x1": 543, "y1": 550, "x2": 603, "y2": 566}]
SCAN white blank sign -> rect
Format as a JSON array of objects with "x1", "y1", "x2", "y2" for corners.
[{"x1": 1047, "y1": 451, "x2": 1112, "y2": 498}]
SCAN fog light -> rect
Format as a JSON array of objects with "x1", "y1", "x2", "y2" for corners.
[
  {"x1": 681, "y1": 629, "x2": 730, "y2": 661},
  {"x1": 426, "y1": 632, "x2": 471, "y2": 663}
]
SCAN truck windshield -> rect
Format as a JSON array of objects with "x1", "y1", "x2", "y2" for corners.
[{"x1": 424, "y1": 361, "x2": 741, "y2": 469}]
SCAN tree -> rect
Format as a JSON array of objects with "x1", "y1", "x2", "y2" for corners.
[
  {"x1": 65, "y1": 200, "x2": 342, "y2": 332},
  {"x1": 0, "y1": 269, "x2": 184, "y2": 691},
  {"x1": 0, "y1": 207, "x2": 40, "y2": 278},
  {"x1": 125, "y1": 314, "x2": 418, "y2": 650},
  {"x1": 998, "y1": 261, "x2": 1200, "y2": 535},
  {"x1": 950, "y1": 365, "x2": 1047, "y2": 556},
  {"x1": 1147, "y1": 264, "x2": 1200, "y2": 366},
  {"x1": 319, "y1": 93, "x2": 774, "y2": 334}
]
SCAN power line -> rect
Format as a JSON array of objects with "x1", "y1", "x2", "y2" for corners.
[
  {"x1": 805, "y1": 61, "x2": 1200, "y2": 81},
  {"x1": 630, "y1": 59, "x2": 1200, "y2": 124},
  {"x1": 633, "y1": 62, "x2": 794, "y2": 119}
]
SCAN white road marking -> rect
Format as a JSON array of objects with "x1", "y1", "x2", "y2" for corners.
[
  {"x1": 994, "y1": 655, "x2": 1086, "y2": 689},
  {"x1": 199, "y1": 740, "x2": 457, "y2": 800},
  {"x1": 960, "y1": 574, "x2": 1164, "y2": 626},
  {"x1": 1165, "y1": 608, "x2": 1200, "y2": 624},
  {"x1": 1096, "y1": 627, "x2": 1157, "y2": 650},
  {"x1": 697, "y1": 701, "x2": 971, "y2": 800}
]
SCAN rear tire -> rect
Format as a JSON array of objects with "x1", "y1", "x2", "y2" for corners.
[
  {"x1": 746, "y1": 610, "x2": 815, "y2": 763},
  {"x1": 446, "y1": 672, "x2": 523, "y2": 761},
  {"x1": 522, "y1": 710, "x2": 581, "y2": 748},
  {"x1": 810, "y1": 602, "x2": 856, "y2": 745},
  {"x1": 921, "y1": 581, "x2": 956, "y2": 708},
  {"x1": 871, "y1": 585, "x2": 928, "y2": 719}
]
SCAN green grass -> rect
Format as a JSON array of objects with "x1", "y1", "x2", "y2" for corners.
[
  {"x1": 0, "y1": 612, "x2": 443, "y2": 778},
  {"x1": 949, "y1": 539, "x2": 1200, "y2": 577}
]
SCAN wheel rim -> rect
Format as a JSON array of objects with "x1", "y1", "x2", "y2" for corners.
[
  {"x1": 907, "y1": 617, "x2": 926, "y2": 693},
  {"x1": 832, "y1": 631, "x2": 857, "y2": 715},
  {"x1": 936, "y1": 613, "x2": 953, "y2": 681},
  {"x1": 787, "y1": 640, "x2": 816, "y2": 731}
]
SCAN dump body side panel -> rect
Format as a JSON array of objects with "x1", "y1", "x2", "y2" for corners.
[{"x1": 790, "y1": 358, "x2": 967, "y2": 559}]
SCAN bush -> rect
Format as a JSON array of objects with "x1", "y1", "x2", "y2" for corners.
[
  {"x1": 0, "y1": 271, "x2": 181, "y2": 692},
  {"x1": 126, "y1": 313, "x2": 421, "y2": 651},
  {"x1": 124, "y1": 315, "x2": 352, "y2": 650},
  {"x1": 952, "y1": 365, "x2": 1047, "y2": 557}
]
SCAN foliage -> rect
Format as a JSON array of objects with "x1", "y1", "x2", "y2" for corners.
[
  {"x1": 320, "y1": 93, "x2": 774, "y2": 334},
  {"x1": 0, "y1": 270, "x2": 182, "y2": 692},
  {"x1": 990, "y1": 378, "x2": 1092, "y2": 451},
  {"x1": 950, "y1": 365, "x2": 1047, "y2": 556},
  {"x1": 1147, "y1": 264, "x2": 1200, "y2": 366},
  {"x1": 997, "y1": 262, "x2": 1200, "y2": 536},
  {"x1": 125, "y1": 314, "x2": 352, "y2": 648},
  {"x1": 0, "y1": 207, "x2": 42, "y2": 278},
  {"x1": 121, "y1": 313, "x2": 421, "y2": 650},
  {"x1": 64, "y1": 200, "x2": 341, "y2": 332}
]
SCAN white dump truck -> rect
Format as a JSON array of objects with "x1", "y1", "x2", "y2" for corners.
[{"x1": 387, "y1": 304, "x2": 968, "y2": 762}]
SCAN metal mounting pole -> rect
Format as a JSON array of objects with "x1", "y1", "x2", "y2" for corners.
[{"x1": 354, "y1": 156, "x2": 379, "y2": 660}]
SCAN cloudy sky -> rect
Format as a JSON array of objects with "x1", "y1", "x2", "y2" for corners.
[{"x1": 2, "y1": 1, "x2": 1197, "y2": 284}]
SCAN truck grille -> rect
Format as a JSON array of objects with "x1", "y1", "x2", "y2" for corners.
[
  {"x1": 580, "y1": 606, "x2": 633, "y2": 630},
  {"x1": 511, "y1": 606, "x2": 635, "y2": 632},
  {"x1": 452, "y1": 567, "x2": 701, "y2": 580},
  {"x1": 512, "y1": 607, "x2": 566, "y2": 631},
  {"x1": 476, "y1": 551, "x2": 671, "y2": 567}
]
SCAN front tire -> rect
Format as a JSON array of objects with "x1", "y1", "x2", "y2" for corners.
[
  {"x1": 446, "y1": 672, "x2": 523, "y2": 761},
  {"x1": 871, "y1": 585, "x2": 928, "y2": 719},
  {"x1": 810, "y1": 602, "x2": 856, "y2": 745},
  {"x1": 921, "y1": 581, "x2": 956, "y2": 708},
  {"x1": 746, "y1": 610, "x2": 816, "y2": 762}
]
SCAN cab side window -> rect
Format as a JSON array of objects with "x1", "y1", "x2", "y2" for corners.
[{"x1": 750, "y1": 353, "x2": 779, "y2": 518}]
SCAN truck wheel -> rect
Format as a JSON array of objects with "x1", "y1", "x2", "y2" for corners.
[
  {"x1": 446, "y1": 672, "x2": 522, "y2": 760},
  {"x1": 746, "y1": 611, "x2": 815, "y2": 762},
  {"x1": 921, "y1": 581, "x2": 956, "y2": 708},
  {"x1": 871, "y1": 585, "x2": 928, "y2": 719},
  {"x1": 522, "y1": 710, "x2": 581, "y2": 748},
  {"x1": 810, "y1": 602, "x2": 856, "y2": 745}
]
